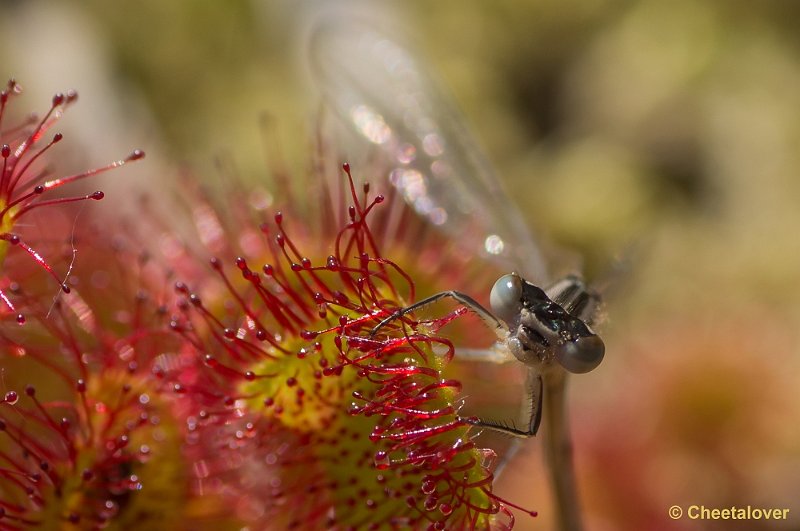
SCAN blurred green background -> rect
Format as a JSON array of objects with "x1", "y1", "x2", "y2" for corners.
[{"x1": 2, "y1": 1, "x2": 798, "y2": 529}]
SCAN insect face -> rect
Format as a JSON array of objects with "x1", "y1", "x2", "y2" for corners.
[{"x1": 491, "y1": 273, "x2": 604, "y2": 374}]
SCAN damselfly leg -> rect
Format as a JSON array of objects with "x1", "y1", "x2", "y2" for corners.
[{"x1": 371, "y1": 289, "x2": 504, "y2": 335}]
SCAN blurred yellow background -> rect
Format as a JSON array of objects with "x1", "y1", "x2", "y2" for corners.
[{"x1": 2, "y1": 1, "x2": 798, "y2": 529}]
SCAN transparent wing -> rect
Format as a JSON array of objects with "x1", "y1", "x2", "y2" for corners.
[{"x1": 309, "y1": 20, "x2": 549, "y2": 283}]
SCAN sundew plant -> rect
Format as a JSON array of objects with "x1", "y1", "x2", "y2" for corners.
[{"x1": 0, "y1": 80, "x2": 551, "y2": 530}]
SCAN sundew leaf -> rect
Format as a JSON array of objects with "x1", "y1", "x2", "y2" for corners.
[{"x1": 171, "y1": 165, "x2": 529, "y2": 529}]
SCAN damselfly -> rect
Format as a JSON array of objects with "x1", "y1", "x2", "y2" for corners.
[{"x1": 309, "y1": 19, "x2": 604, "y2": 439}]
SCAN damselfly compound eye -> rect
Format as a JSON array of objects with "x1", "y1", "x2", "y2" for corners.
[
  {"x1": 490, "y1": 273, "x2": 523, "y2": 326},
  {"x1": 554, "y1": 334, "x2": 605, "y2": 374}
]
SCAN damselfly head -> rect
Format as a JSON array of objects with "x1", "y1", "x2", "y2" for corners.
[{"x1": 492, "y1": 273, "x2": 604, "y2": 374}]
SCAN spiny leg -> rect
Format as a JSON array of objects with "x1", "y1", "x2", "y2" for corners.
[
  {"x1": 370, "y1": 290, "x2": 503, "y2": 336},
  {"x1": 462, "y1": 370, "x2": 543, "y2": 438},
  {"x1": 452, "y1": 345, "x2": 516, "y2": 364}
]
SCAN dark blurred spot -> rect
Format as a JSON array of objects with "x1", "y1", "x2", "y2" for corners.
[
  {"x1": 647, "y1": 138, "x2": 714, "y2": 213},
  {"x1": 502, "y1": 61, "x2": 566, "y2": 140}
]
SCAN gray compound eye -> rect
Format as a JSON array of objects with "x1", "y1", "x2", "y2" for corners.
[
  {"x1": 490, "y1": 274, "x2": 523, "y2": 326},
  {"x1": 554, "y1": 335, "x2": 605, "y2": 374}
]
